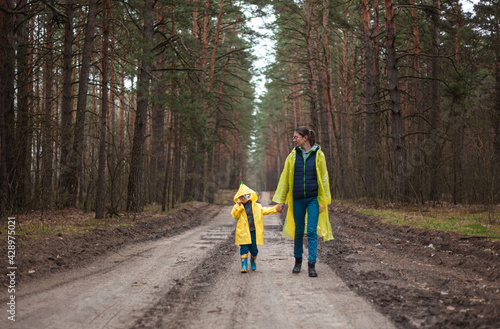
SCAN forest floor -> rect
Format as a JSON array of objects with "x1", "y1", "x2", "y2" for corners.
[{"x1": 1, "y1": 193, "x2": 499, "y2": 328}]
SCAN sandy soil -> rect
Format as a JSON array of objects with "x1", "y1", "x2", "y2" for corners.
[
  {"x1": 133, "y1": 192, "x2": 394, "y2": 329},
  {"x1": 1, "y1": 195, "x2": 499, "y2": 328}
]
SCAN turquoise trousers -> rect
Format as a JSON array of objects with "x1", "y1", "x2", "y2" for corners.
[{"x1": 293, "y1": 197, "x2": 319, "y2": 263}]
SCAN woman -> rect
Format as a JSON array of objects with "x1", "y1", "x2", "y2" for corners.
[{"x1": 273, "y1": 126, "x2": 333, "y2": 277}]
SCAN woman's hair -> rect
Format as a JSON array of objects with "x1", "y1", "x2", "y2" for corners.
[{"x1": 295, "y1": 126, "x2": 316, "y2": 146}]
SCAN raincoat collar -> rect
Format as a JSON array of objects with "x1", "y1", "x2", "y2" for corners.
[
  {"x1": 295, "y1": 144, "x2": 320, "y2": 156},
  {"x1": 233, "y1": 183, "x2": 258, "y2": 204}
]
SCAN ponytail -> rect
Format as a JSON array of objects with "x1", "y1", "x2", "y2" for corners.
[
  {"x1": 308, "y1": 129, "x2": 316, "y2": 146},
  {"x1": 295, "y1": 126, "x2": 316, "y2": 146}
]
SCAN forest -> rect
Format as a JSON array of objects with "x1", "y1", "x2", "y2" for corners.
[{"x1": 0, "y1": 0, "x2": 499, "y2": 218}]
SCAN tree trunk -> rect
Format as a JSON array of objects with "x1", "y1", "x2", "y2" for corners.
[
  {"x1": 319, "y1": 0, "x2": 332, "y2": 189},
  {"x1": 384, "y1": 0, "x2": 408, "y2": 201},
  {"x1": 67, "y1": 0, "x2": 98, "y2": 207},
  {"x1": 429, "y1": 0, "x2": 442, "y2": 201},
  {"x1": 151, "y1": 4, "x2": 167, "y2": 205},
  {"x1": 173, "y1": 113, "x2": 181, "y2": 208},
  {"x1": 59, "y1": 0, "x2": 74, "y2": 205},
  {"x1": 118, "y1": 68, "x2": 126, "y2": 148},
  {"x1": 410, "y1": 0, "x2": 425, "y2": 203},
  {"x1": 42, "y1": 14, "x2": 54, "y2": 206},
  {"x1": 0, "y1": 0, "x2": 16, "y2": 213},
  {"x1": 127, "y1": 0, "x2": 155, "y2": 212},
  {"x1": 206, "y1": 0, "x2": 225, "y2": 203},
  {"x1": 491, "y1": 10, "x2": 500, "y2": 189},
  {"x1": 451, "y1": 0, "x2": 463, "y2": 204},
  {"x1": 362, "y1": 0, "x2": 375, "y2": 197},
  {"x1": 305, "y1": 0, "x2": 318, "y2": 131},
  {"x1": 15, "y1": 0, "x2": 31, "y2": 210},
  {"x1": 215, "y1": 13, "x2": 237, "y2": 190},
  {"x1": 495, "y1": 50, "x2": 500, "y2": 172},
  {"x1": 373, "y1": 0, "x2": 382, "y2": 191},
  {"x1": 96, "y1": 0, "x2": 110, "y2": 219}
]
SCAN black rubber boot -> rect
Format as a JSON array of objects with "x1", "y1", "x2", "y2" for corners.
[
  {"x1": 308, "y1": 262, "x2": 318, "y2": 277},
  {"x1": 292, "y1": 257, "x2": 302, "y2": 274}
]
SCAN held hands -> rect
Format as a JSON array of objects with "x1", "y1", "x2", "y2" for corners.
[
  {"x1": 275, "y1": 203, "x2": 323, "y2": 213},
  {"x1": 276, "y1": 203, "x2": 285, "y2": 213}
]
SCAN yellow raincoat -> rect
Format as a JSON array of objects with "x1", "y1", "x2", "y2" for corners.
[
  {"x1": 231, "y1": 184, "x2": 278, "y2": 245},
  {"x1": 272, "y1": 146, "x2": 334, "y2": 241}
]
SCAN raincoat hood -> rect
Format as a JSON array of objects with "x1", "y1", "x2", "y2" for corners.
[{"x1": 233, "y1": 183, "x2": 258, "y2": 204}]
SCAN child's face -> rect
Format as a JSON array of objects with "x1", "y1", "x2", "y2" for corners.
[{"x1": 239, "y1": 194, "x2": 250, "y2": 203}]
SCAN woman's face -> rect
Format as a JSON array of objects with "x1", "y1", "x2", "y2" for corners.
[{"x1": 293, "y1": 132, "x2": 308, "y2": 148}]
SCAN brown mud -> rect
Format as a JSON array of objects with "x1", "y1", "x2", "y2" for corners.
[
  {"x1": 1, "y1": 202, "x2": 220, "y2": 285},
  {"x1": 320, "y1": 202, "x2": 500, "y2": 328}
]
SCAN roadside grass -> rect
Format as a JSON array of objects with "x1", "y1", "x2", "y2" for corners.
[
  {"x1": 1, "y1": 201, "x2": 202, "y2": 239},
  {"x1": 355, "y1": 204, "x2": 500, "y2": 239}
]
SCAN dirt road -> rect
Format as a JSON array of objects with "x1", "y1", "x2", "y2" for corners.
[
  {"x1": 9, "y1": 193, "x2": 394, "y2": 329},
  {"x1": 4, "y1": 194, "x2": 498, "y2": 328},
  {"x1": 13, "y1": 210, "x2": 235, "y2": 328}
]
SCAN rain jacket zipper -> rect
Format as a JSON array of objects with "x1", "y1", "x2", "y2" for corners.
[{"x1": 302, "y1": 148, "x2": 314, "y2": 199}]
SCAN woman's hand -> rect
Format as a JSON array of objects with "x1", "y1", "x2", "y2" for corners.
[{"x1": 319, "y1": 204, "x2": 325, "y2": 213}]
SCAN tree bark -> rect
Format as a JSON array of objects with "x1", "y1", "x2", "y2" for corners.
[
  {"x1": 362, "y1": 0, "x2": 375, "y2": 197},
  {"x1": 319, "y1": 0, "x2": 332, "y2": 190},
  {"x1": 451, "y1": 0, "x2": 463, "y2": 204},
  {"x1": 96, "y1": 0, "x2": 111, "y2": 219},
  {"x1": 41, "y1": 14, "x2": 54, "y2": 206},
  {"x1": 429, "y1": 0, "x2": 442, "y2": 201},
  {"x1": 373, "y1": 0, "x2": 381, "y2": 178},
  {"x1": 305, "y1": 0, "x2": 318, "y2": 131},
  {"x1": 118, "y1": 68, "x2": 126, "y2": 148},
  {"x1": 215, "y1": 12, "x2": 236, "y2": 190},
  {"x1": 127, "y1": 0, "x2": 155, "y2": 212},
  {"x1": 66, "y1": 0, "x2": 98, "y2": 207},
  {"x1": 495, "y1": 49, "x2": 500, "y2": 171},
  {"x1": 15, "y1": 0, "x2": 31, "y2": 210},
  {"x1": 492, "y1": 10, "x2": 500, "y2": 184},
  {"x1": 151, "y1": 4, "x2": 167, "y2": 205},
  {"x1": 59, "y1": 0, "x2": 74, "y2": 205},
  {"x1": 0, "y1": 0, "x2": 16, "y2": 213},
  {"x1": 410, "y1": 0, "x2": 425, "y2": 203},
  {"x1": 384, "y1": 0, "x2": 408, "y2": 201},
  {"x1": 206, "y1": 0, "x2": 225, "y2": 203}
]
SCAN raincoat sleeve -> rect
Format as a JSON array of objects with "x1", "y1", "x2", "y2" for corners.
[
  {"x1": 262, "y1": 204, "x2": 278, "y2": 215},
  {"x1": 231, "y1": 203, "x2": 244, "y2": 219},
  {"x1": 272, "y1": 154, "x2": 291, "y2": 204},
  {"x1": 315, "y1": 150, "x2": 334, "y2": 241},
  {"x1": 317, "y1": 150, "x2": 331, "y2": 205}
]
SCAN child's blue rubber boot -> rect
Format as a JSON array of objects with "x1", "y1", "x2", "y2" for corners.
[
  {"x1": 240, "y1": 254, "x2": 248, "y2": 273},
  {"x1": 250, "y1": 255, "x2": 257, "y2": 271}
]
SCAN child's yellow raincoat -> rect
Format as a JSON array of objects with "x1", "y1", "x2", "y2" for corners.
[
  {"x1": 231, "y1": 184, "x2": 278, "y2": 245},
  {"x1": 272, "y1": 146, "x2": 334, "y2": 241}
]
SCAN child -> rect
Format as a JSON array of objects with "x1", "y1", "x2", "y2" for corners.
[{"x1": 231, "y1": 183, "x2": 278, "y2": 273}]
